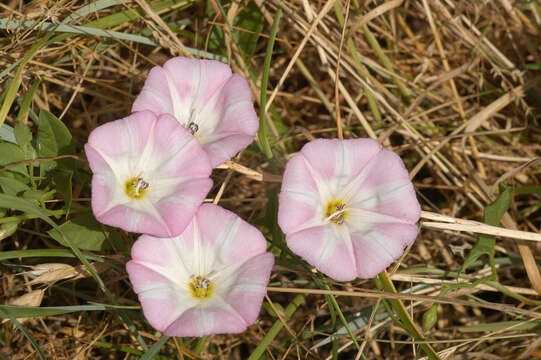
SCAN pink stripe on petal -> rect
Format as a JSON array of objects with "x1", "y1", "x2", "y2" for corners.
[
  {"x1": 196, "y1": 204, "x2": 267, "y2": 264},
  {"x1": 126, "y1": 261, "x2": 171, "y2": 294},
  {"x1": 215, "y1": 75, "x2": 258, "y2": 135},
  {"x1": 164, "y1": 306, "x2": 247, "y2": 337},
  {"x1": 88, "y1": 111, "x2": 155, "y2": 159},
  {"x1": 226, "y1": 253, "x2": 274, "y2": 325},
  {"x1": 351, "y1": 223, "x2": 417, "y2": 278},
  {"x1": 279, "y1": 154, "x2": 322, "y2": 234},
  {"x1": 203, "y1": 133, "x2": 257, "y2": 168},
  {"x1": 132, "y1": 66, "x2": 174, "y2": 116},
  {"x1": 163, "y1": 57, "x2": 232, "y2": 105},
  {"x1": 84, "y1": 144, "x2": 112, "y2": 175},
  {"x1": 89, "y1": 174, "x2": 113, "y2": 218},
  {"x1": 151, "y1": 114, "x2": 212, "y2": 178},
  {"x1": 97, "y1": 205, "x2": 170, "y2": 237},
  {"x1": 130, "y1": 235, "x2": 174, "y2": 266},
  {"x1": 278, "y1": 192, "x2": 317, "y2": 234},
  {"x1": 300, "y1": 139, "x2": 338, "y2": 181},
  {"x1": 287, "y1": 226, "x2": 357, "y2": 281},
  {"x1": 155, "y1": 179, "x2": 212, "y2": 237}
]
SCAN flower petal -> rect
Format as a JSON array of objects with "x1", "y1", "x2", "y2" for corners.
[
  {"x1": 300, "y1": 138, "x2": 381, "y2": 189},
  {"x1": 197, "y1": 74, "x2": 258, "y2": 167},
  {"x1": 347, "y1": 148, "x2": 420, "y2": 223},
  {"x1": 196, "y1": 204, "x2": 267, "y2": 267},
  {"x1": 164, "y1": 304, "x2": 247, "y2": 337},
  {"x1": 126, "y1": 261, "x2": 196, "y2": 332},
  {"x1": 286, "y1": 225, "x2": 357, "y2": 281},
  {"x1": 278, "y1": 155, "x2": 321, "y2": 234},
  {"x1": 131, "y1": 66, "x2": 174, "y2": 116},
  {"x1": 351, "y1": 222, "x2": 418, "y2": 278},
  {"x1": 224, "y1": 252, "x2": 274, "y2": 325}
]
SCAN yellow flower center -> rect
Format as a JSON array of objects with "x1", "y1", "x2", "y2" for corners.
[
  {"x1": 325, "y1": 199, "x2": 348, "y2": 225},
  {"x1": 189, "y1": 275, "x2": 214, "y2": 299},
  {"x1": 124, "y1": 177, "x2": 149, "y2": 199}
]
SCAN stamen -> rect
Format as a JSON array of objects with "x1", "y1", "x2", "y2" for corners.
[
  {"x1": 125, "y1": 176, "x2": 150, "y2": 199},
  {"x1": 325, "y1": 200, "x2": 348, "y2": 225},
  {"x1": 189, "y1": 275, "x2": 213, "y2": 299},
  {"x1": 133, "y1": 177, "x2": 149, "y2": 196},
  {"x1": 188, "y1": 122, "x2": 199, "y2": 135}
]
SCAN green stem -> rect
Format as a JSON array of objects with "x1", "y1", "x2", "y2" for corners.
[
  {"x1": 376, "y1": 271, "x2": 441, "y2": 360},
  {"x1": 257, "y1": 9, "x2": 282, "y2": 159},
  {"x1": 247, "y1": 294, "x2": 305, "y2": 360}
]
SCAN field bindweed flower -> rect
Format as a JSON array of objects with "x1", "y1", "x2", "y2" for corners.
[
  {"x1": 126, "y1": 204, "x2": 274, "y2": 337},
  {"x1": 278, "y1": 139, "x2": 421, "y2": 281},
  {"x1": 85, "y1": 111, "x2": 212, "y2": 237},
  {"x1": 132, "y1": 57, "x2": 259, "y2": 168}
]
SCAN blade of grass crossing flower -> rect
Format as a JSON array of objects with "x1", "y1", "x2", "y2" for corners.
[
  {"x1": 0, "y1": 194, "x2": 148, "y2": 350},
  {"x1": 376, "y1": 271, "x2": 441, "y2": 360},
  {"x1": 0, "y1": 33, "x2": 52, "y2": 127},
  {"x1": 257, "y1": 9, "x2": 281, "y2": 159},
  {"x1": 0, "y1": 307, "x2": 46, "y2": 360},
  {"x1": 247, "y1": 294, "x2": 305, "y2": 360},
  {"x1": 140, "y1": 336, "x2": 170, "y2": 360}
]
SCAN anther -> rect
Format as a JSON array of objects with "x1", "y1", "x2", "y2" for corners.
[
  {"x1": 133, "y1": 177, "x2": 149, "y2": 196},
  {"x1": 188, "y1": 122, "x2": 199, "y2": 135}
]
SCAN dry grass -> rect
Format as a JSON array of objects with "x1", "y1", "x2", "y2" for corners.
[{"x1": 1, "y1": 0, "x2": 541, "y2": 359}]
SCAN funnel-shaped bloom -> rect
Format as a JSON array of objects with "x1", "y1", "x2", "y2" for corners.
[
  {"x1": 278, "y1": 139, "x2": 420, "y2": 281},
  {"x1": 85, "y1": 111, "x2": 213, "y2": 237},
  {"x1": 132, "y1": 57, "x2": 258, "y2": 168},
  {"x1": 126, "y1": 204, "x2": 274, "y2": 337}
]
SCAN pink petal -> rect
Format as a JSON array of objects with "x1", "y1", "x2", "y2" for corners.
[
  {"x1": 148, "y1": 114, "x2": 212, "y2": 178},
  {"x1": 350, "y1": 148, "x2": 420, "y2": 223},
  {"x1": 351, "y1": 223, "x2": 418, "y2": 278},
  {"x1": 163, "y1": 57, "x2": 232, "y2": 106},
  {"x1": 286, "y1": 226, "x2": 357, "y2": 281},
  {"x1": 164, "y1": 305, "x2": 247, "y2": 337},
  {"x1": 87, "y1": 111, "x2": 155, "y2": 160},
  {"x1": 154, "y1": 178, "x2": 213, "y2": 237},
  {"x1": 131, "y1": 66, "x2": 174, "y2": 116},
  {"x1": 196, "y1": 204, "x2": 267, "y2": 264},
  {"x1": 226, "y1": 252, "x2": 274, "y2": 325},
  {"x1": 126, "y1": 262, "x2": 179, "y2": 331},
  {"x1": 278, "y1": 155, "x2": 320, "y2": 234},
  {"x1": 299, "y1": 138, "x2": 381, "y2": 183},
  {"x1": 96, "y1": 203, "x2": 170, "y2": 237}
]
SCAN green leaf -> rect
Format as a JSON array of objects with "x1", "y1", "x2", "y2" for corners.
[
  {"x1": 0, "y1": 176, "x2": 30, "y2": 195},
  {"x1": 53, "y1": 170, "x2": 73, "y2": 212},
  {"x1": 0, "y1": 307, "x2": 46, "y2": 360},
  {"x1": 0, "y1": 123, "x2": 16, "y2": 143},
  {"x1": 460, "y1": 184, "x2": 512, "y2": 277},
  {"x1": 36, "y1": 109, "x2": 74, "y2": 157},
  {"x1": 0, "y1": 142, "x2": 27, "y2": 175},
  {"x1": 48, "y1": 213, "x2": 107, "y2": 251},
  {"x1": 422, "y1": 304, "x2": 438, "y2": 331},
  {"x1": 0, "y1": 304, "x2": 109, "y2": 319},
  {"x1": 139, "y1": 336, "x2": 170, "y2": 360},
  {"x1": 14, "y1": 121, "x2": 32, "y2": 147},
  {"x1": 36, "y1": 110, "x2": 75, "y2": 172},
  {"x1": 234, "y1": 1, "x2": 264, "y2": 56},
  {"x1": 457, "y1": 320, "x2": 541, "y2": 332},
  {"x1": 0, "y1": 221, "x2": 19, "y2": 241}
]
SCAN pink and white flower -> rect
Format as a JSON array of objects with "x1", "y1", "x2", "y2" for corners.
[
  {"x1": 126, "y1": 204, "x2": 274, "y2": 337},
  {"x1": 85, "y1": 110, "x2": 212, "y2": 237},
  {"x1": 278, "y1": 139, "x2": 420, "y2": 281},
  {"x1": 132, "y1": 57, "x2": 259, "y2": 168}
]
